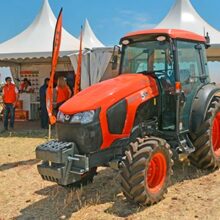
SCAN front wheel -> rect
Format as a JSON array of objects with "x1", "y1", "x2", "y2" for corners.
[{"x1": 120, "y1": 136, "x2": 173, "y2": 205}]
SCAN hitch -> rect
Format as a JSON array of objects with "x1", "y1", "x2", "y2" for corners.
[
  {"x1": 36, "y1": 140, "x2": 89, "y2": 185},
  {"x1": 176, "y1": 134, "x2": 195, "y2": 162}
]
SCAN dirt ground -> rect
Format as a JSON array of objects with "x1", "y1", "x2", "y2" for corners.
[{"x1": 0, "y1": 132, "x2": 220, "y2": 220}]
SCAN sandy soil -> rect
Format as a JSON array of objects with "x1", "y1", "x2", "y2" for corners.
[{"x1": 0, "y1": 134, "x2": 220, "y2": 220}]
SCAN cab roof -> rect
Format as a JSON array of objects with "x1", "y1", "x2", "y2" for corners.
[{"x1": 123, "y1": 29, "x2": 206, "y2": 43}]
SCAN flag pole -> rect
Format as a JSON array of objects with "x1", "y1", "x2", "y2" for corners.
[
  {"x1": 48, "y1": 124, "x2": 51, "y2": 140},
  {"x1": 46, "y1": 8, "x2": 63, "y2": 136},
  {"x1": 74, "y1": 25, "x2": 83, "y2": 95}
]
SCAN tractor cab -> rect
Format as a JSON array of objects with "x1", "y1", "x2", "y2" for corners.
[{"x1": 118, "y1": 29, "x2": 210, "y2": 138}]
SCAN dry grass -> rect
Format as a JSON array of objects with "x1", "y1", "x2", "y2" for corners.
[{"x1": 0, "y1": 135, "x2": 220, "y2": 220}]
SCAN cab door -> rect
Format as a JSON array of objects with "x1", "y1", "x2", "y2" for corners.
[
  {"x1": 153, "y1": 49, "x2": 176, "y2": 131},
  {"x1": 176, "y1": 41, "x2": 205, "y2": 132}
]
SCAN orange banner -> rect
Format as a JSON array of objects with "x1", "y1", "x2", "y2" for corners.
[
  {"x1": 46, "y1": 8, "x2": 63, "y2": 125},
  {"x1": 74, "y1": 26, "x2": 83, "y2": 95}
]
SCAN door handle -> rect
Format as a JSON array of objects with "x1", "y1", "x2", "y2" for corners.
[{"x1": 180, "y1": 90, "x2": 186, "y2": 105}]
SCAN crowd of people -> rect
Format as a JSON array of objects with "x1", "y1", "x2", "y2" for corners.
[{"x1": 1, "y1": 76, "x2": 73, "y2": 132}]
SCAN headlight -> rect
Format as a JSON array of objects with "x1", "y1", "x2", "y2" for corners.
[
  {"x1": 70, "y1": 110, "x2": 95, "y2": 124},
  {"x1": 57, "y1": 111, "x2": 65, "y2": 122}
]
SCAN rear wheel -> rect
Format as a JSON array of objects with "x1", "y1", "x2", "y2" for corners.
[
  {"x1": 189, "y1": 96, "x2": 220, "y2": 169},
  {"x1": 212, "y1": 112, "x2": 220, "y2": 157},
  {"x1": 120, "y1": 136, "x2": 173, "y2": 205}
]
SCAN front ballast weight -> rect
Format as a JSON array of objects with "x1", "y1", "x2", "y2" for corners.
[{"x1": 36, "y1": 140, "x2": 89, "y2": 186}]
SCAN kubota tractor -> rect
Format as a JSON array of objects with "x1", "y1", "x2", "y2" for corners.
[{"x1": 36, "y1": 29, "x2": 220, "y2": 205}]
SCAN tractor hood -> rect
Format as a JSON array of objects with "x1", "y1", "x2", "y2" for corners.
[{"x1": 60, "y1": 74, "x2": 157, "y2": 115}]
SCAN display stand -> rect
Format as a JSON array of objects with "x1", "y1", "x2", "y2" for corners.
[{"x1": 18, "y1": 93, "x2": 40, "y2": 120}]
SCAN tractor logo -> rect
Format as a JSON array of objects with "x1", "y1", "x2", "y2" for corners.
[
  {"x1": 64, "y1": 114, "x2": 70, "y2": 121},
  {"x1": 141, "y1": 91, "x2": 148, "y2": 100}
]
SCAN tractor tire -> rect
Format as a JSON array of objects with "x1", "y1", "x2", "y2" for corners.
[
  {"x1": 120, "y1": 136, "x2": 173, "y2": 205},
  {"x1": 189, "y1": 96, "x2": 220, "y2": 170}
]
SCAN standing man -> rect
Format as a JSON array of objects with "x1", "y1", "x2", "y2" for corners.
[
  {"x1": 39, "y1": 78, "x2": 49, "y2": 129},
  {"x1": 2, "y1": 77, "x2": 19, "y2": 131}
]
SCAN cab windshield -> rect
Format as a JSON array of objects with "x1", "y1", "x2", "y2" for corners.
[{"x1": 121, "y1": 40, "x2": 173, "y2": 77}]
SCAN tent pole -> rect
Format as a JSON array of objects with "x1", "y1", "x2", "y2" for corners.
[{"x1": 88, "y1": 53, "x2": 91, "y2": 86}]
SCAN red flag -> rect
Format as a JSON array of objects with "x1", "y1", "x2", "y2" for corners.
[
  {"x1": 46, "y1": 8, "x2": 63, "y2": 125},
  {"x1": 74, "y1": 26, "x2": 83, "y2": 95}
]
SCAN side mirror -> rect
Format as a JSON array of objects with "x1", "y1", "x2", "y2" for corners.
[
  {"x1": 111, "y1": 45, "x2": 121, "y2": 70},
  {"x1": 205, "y1": 32, "x2": 211, "y2": 49}
]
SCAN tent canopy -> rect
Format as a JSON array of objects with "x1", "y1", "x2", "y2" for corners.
[
  {"x1": 155, "y1": 0, "x2": 220, "y2": 61},
  {"x1": 68, "y1": 19, "x2": 112, "y2": 90},
  {"x1": 0, "y1": 0, "x2": 113, "y2": 89},
  {"x1": 0, "y1": 0, "x2": 80, "y2": 62},
  {"x1": 69, "y1": 47, "x2": 113, "y2": 89},
  {"x1": 81, "y1": 19, "x2": 105, "y2": 49}
]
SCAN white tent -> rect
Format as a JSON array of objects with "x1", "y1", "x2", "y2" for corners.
[
  {"x1": 81, "y1": 19, "x2": 105, "y2": 49},
  {"x1": 69, "y1": 19, "x2": 112, "y2": 89},
  {"x1": 155, "y1": 0, "x2": 220, "y2": 61},
  {"x1": 0, "y1": 0, "x2": 80, "y2": 62},
  {"x1": 0, "y1": 0, "x2": 115, "y2": 120},
  {"x1": 0, "y1": 0, "x2": 113, "y2": 90}
]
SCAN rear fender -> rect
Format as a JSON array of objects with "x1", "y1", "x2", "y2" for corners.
[{"x1": 190, "y1": 83, "x2": 220, "y2": 134}]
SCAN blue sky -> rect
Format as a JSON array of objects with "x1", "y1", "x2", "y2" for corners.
[
  {"x1": 0, "y1": 0, "x2": 220, "y2": 46},
  {"x1": 0, "y1": 0, "x2": 219, "y2": 82}
]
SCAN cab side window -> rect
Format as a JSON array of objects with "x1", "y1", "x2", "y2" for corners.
[
  {"x1": 177, "y1": 41, "x2": 202, "y2": 85},
  {"x1": 177, "y1": 41, "x2": 204, "y2": 130}
]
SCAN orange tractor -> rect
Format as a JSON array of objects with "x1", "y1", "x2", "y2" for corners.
[{"x1": 36, "y1": 29, "x2": 220, "y2": 205}]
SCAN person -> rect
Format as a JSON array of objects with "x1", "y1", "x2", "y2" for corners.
[
  {"x1": 19, "y1": 78, "x2": 33, "y2": 93},
  {"x1": 2, "y1": 77, "x2": 19, "y2": 131},
  {"x1": 39, "y1": 78, "x2": 49, "y2": 129},
  {"x1": 56, "y1": 76, "x2": 71, "y2": 110}
]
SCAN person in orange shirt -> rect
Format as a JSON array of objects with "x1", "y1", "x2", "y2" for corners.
[
  {"x1": 19, "y1": 78, "x2": 33, "y2": 93},
  {"x1": 2, "y1": 77, "x2": 19, "y2": 131},
  {"x1": 56, "y1": 76, "x2": 71, "y2": 111}
]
